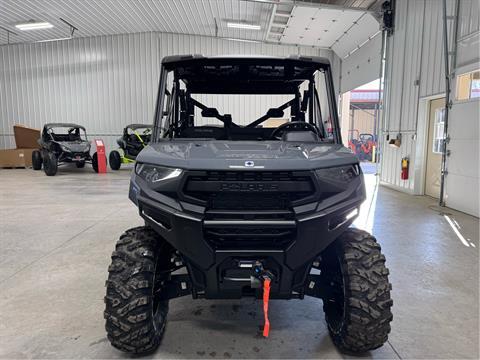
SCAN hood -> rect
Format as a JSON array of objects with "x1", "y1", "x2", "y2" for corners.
[
  {"x1": 136, "y1": 140, "x2": 358, "y2": 170},
  {"x1": 56, "y1": 141, "x2": 90, "y2": 153}
]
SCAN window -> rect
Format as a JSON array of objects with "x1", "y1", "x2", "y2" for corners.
[
  {"x1": 433, "y1": 108, "x2": 445, "y2": 154},
  {"x1": 456, "y1": 70, "x2": 480, "y2": 100}
]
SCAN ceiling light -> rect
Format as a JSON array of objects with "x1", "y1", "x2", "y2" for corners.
[
  {"x1": 224, "y1": 37, "x2": 261, "y2": 44},
  {"x1": 15, "y1": 21, "x2": 53, "y2": 31},
  {"x1": 227, "y1": 22, "x2": 261, "y2": 30}
]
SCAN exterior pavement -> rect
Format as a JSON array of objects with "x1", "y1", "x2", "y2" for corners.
[{"x1": 0, "y1": 166, "x2": 478, "y2": 359}]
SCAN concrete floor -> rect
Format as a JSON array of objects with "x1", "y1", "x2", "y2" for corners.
[{"x1": 0, "y1": 166, "x2": 478, "y2": 359}]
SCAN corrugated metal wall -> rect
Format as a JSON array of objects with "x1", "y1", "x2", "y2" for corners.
[
  {"x1": 458, "y1": 0, "x2": 480, "y2": 38},
  {"x1": 456, "y1": 0, "x2": 480, "y2": 69},
  {"x1": 0, "y1": 32, "x2": 332, "y2": 151},
  {"x1": 378, "y1": 0, "x2": 479, "y2": 216},
  {"x1": 0, "y1": 32, "x2": 160, "y2": 150},
  {"x1": 379, "y1": 0, "x2": 456, "y2": 192}
]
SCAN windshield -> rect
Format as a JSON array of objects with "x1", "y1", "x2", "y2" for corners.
[
  {"x1": 153, "y1": 57, "x2": 341, "y2": 143},
  {"x1": 46, "y1": 126, "x2": 87, "y2": 142}
]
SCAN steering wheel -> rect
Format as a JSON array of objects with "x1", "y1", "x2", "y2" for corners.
[{"x1": 270, "y1": 121, "x2": 319, "y2": 140}]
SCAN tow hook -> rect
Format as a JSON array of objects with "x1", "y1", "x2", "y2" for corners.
[
  {"x1": 237, "y1": 260, "x2": 274, "y2": 337},
  {"x1": 252, "y1": 263, "x2": 274, "y2": 337},
  {"x1": 261, "y1": 274, "x2": 272, "y2": 337}
]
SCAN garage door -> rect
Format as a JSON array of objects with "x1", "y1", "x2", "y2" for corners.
[{"x1": 341, "y1": 34, "x2": 382, "y2": 93}]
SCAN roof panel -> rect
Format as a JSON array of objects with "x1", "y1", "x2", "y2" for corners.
[
  {"x1": 0, "y1": 0, "x2": 380, "y2": 58},
  {"x1": 0, "y1": 0, "x2": 273, "y2": 45}
]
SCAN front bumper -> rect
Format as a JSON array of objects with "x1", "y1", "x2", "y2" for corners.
[
  {"x1": 129, "y1": 171, "x2": 365, "y2": 299},
  {"x1": 59, "y1": 151, "x2": 91, "y2": 163}
]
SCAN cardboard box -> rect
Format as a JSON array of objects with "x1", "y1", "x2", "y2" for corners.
[
  {"x1": 0, "y1": 148, "x2": 35, "y2": 168},
  {"x1": 13, "y1": 125, "x2": 41, "y2": 149},
  {"x1": 263, "y1": 118, "x2": 288, "y2": 128}
]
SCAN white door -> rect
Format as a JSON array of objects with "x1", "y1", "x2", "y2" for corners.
[{"x1": 425, "y1": 98, "x2": 445, "y2": 198}]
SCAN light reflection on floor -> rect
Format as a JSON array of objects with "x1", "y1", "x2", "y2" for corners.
[
  {"x1": 444, "y1": 214, "x2": 477, "y2": 248},
  {"x1": 355, "y1": 161, "x2": 478, "y2": 252}
]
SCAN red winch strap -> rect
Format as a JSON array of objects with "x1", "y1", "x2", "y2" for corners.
[{"x1": 262, "y1": 278, "x2": 271, "y2": 337}]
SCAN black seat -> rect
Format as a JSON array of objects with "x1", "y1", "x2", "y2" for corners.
[{"x1": 282, "y1": 130, "x2": 320, "y2": 142}]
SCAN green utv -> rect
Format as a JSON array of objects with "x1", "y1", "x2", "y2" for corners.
[
  {"x1": 108, "y1": 124, "x2": 152, "y2": 170},
  {"x1": 104, "y1": 55, "x2": 393, "y2": 355}
]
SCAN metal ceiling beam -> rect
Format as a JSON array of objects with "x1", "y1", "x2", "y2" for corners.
[
  {"x1": 242, "y1": 0, "x2": 375, "y2": 13},
  {"x1": 0, "y1": 29, "x2": 332, "y2": 50}
]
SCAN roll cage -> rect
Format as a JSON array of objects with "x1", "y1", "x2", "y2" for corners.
[
  {"x1": 152, "y1": 55, "x2": 341, "y2": 143},
  {"x1": 42, "y1": 123, "x2": 88, "y2": 143},
  {"x1": 120, "y1": 124, "x2": 152, "y2": 158}
]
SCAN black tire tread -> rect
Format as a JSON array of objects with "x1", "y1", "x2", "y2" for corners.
[
  {"x1": 43, "y1": 152, "x2": 57, "y2": 176},
  {"x1": 32, "y1": 150, "x2": 42, "y2": 170},
  {"x1": 92, "y1": 152, "x2": 99, "y2": 173},
  {"x1": 109, "y1": 150, "x2": 122, "y2": 170},
  {"x1": 324, "y1": 228, "x2": 393, "y2": 353},
  {"x1": 104, "y1": 226, "x2": 167, "y2": 354}
]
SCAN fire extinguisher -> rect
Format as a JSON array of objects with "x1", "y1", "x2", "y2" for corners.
[{"x1": 401, "y1": 157, "x2": 409, "y2": 180}]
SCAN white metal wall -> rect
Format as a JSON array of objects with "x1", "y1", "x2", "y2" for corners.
[
  {"x1": 377, "y1": 0, "x2": 479, "y2": 216},
  {"x1": 0, "y1": 32, "x2": 160, "y2": 150},
  {"x1": 0, "y1": 32, "x2": 333, "y2": 151},
  {"x1": 379, "y1": 0, "x2": 456, "y2": 192}
]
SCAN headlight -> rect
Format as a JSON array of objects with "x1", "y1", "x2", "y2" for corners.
[
  {"x1": 315, "y1": 165, "x2": 360, "y2": 184},
  {"x1": 60, "y1": 145, "x2": 70, "y2": 152},
  {"x1": 135, "y1": 163, "x2": 182, "y2": 183}
]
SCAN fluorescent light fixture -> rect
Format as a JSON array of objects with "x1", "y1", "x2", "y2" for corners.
[
  {"x1": 224, "y1": 37, "x2": 261, "y2": 44},
  {"x1": 227, "y1": 22, "x2": 261, "y2": 30},
  {"x1": 15, "y1": 21, "x2": 53, "y2": 31}
]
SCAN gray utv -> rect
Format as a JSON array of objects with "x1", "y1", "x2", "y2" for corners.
[
  {"x1": 32, "y1": 123, "x2": 98, "y2": 176},
  {"x1": 104, "y1": 55, "x2": 393, "y2": 355}
]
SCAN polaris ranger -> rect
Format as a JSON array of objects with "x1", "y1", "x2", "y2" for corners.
[{"x1": 104, "y1": 55, "x2": 393, "y2": 355}]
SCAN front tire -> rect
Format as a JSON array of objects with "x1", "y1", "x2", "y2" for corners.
[
  {"x1": 109, "y1": 150, "x2": 122, "y2": 170},
  {"x1": 92, "y1": 152, "x2": 98, "y2": 173},
  {"x1": 320, "y1": 228, "x2": 393, "y2": 354},
  {"x1": 43, "y1": 152, "x2": 58, "y2": 176},
  {"x1": 32, "y1": 150, "x2": 42, "y2": 170},
  {"x1": 104, "y1": 226, "x2": 173, "y2": 354}
]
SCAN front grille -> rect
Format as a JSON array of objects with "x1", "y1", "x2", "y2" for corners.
[
  {"x1": 181, "y1": 170, "x2": 316, "y2": 249},
  {"x1": 182, "y1": 171, "x2": 315, "y2": 210}
]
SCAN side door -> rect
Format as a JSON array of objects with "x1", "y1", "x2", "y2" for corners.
[{"x1": 425, "y1": 97, "x2": 446, "y2": 198}]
